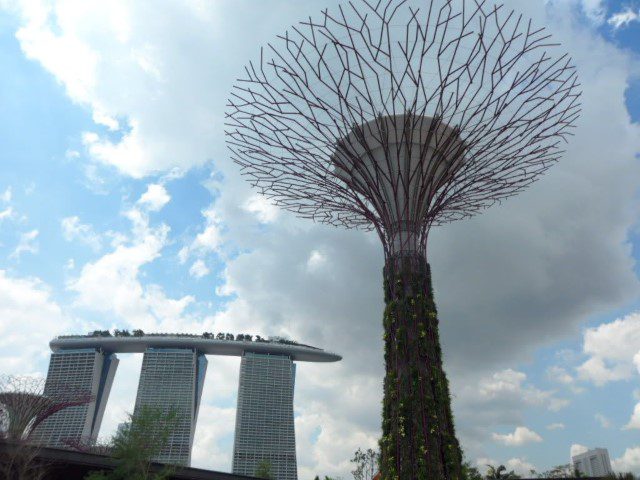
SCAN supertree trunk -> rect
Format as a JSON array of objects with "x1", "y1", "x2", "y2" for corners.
[{"x1": 380, "y1": 255, "x2": 462, "y2": 480}]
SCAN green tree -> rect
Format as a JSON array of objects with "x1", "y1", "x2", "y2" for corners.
[
  {"x1": 351, "y1": 448, "x2": 379, "y2": 480},
  {"x1": 255, "y1": 459, "x2": 274, "y2": 479},
  {"x1": 461, "y1": 460, "x2": 483, "y2": 480},
  {"x1": 485, "y1": 465, "x2": 521, "y2": 479},
  {"x1": 84, "y1": 406, "x2": 177, "y2": 480}
]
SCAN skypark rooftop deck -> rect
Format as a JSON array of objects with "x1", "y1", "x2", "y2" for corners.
[{"x1": 50, "y1": 334, "x2": 342, "y2": 363}]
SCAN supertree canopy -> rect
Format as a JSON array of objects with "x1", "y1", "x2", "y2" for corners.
[
  {"x1": 226, "y1": 0, "x2": 580, "y2": 478},
  {"x1": 0, "y1": 375, "x2": 93, "y2": 442}
]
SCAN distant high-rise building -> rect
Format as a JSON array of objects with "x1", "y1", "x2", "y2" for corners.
[
  {"x1": 134, "y1": 348, "x2": 207, "y2": 466},
  {"x1": 572, "y1": 448, "x2": 614, "y2": 477},
  {"x1": 232, "y1": 352, "x2": 297, "y2": 480},
  {"x1": 33, "y1": 348, "x2": 119, "y2": 447}
]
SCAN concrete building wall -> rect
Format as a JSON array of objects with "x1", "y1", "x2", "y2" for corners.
[
  {"x1": 33, "y1": 348, "x2": 119, "y2": 447},
  {"x1": 232, "y1": 352, "x2": 297, "y2": 480},
  {"x1": 134, "y1": 348, "x2": 207, "y2": 466},
  {"x1": 572, "y1": 448, "x2": 614, "y2": 477}
]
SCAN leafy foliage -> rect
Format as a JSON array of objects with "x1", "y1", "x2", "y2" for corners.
[
  {"x1": 351, "y1": 448, "x2": 379, "y2": 480},
  {"x1": 84, "y1": 406, "x2": 177, "y2": 480},
  {"x1": 255, "y1": 459, "x2": 274, "y2": 479},
  {"x1": 461, "y1": 460, "x2": 483, "y2": 480},
  {"x1": 485, "y1": 465, "x2": 521, "y2": 479}
]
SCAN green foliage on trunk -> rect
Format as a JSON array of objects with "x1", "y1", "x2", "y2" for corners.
[{"x1": 379, "y1": 257, "x2": 463, "y2": 480}]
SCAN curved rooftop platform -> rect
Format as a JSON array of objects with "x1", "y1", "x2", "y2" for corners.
[{"x1": 50, "y1": 335, "x2": 341, "y2": 363}]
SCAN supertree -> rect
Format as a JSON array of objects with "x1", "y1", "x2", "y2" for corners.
[
  {"x1": 225, "y1": 1, "x2": 581, "y2": 478},
  {"x1": 0, "y1": 375, "x2": 93, "y2": 442}
]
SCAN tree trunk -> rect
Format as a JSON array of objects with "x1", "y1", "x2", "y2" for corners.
[{"x1": 379, "y1": 255, "x2": 462, "y2": 480}]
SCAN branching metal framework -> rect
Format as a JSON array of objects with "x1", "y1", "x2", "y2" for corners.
[
  {"x1": 226, "y1": 0, "x2": 581, "y2": 257},
  {"x1": 0, "y1": 375, "x2": 93, "y2": 442}
]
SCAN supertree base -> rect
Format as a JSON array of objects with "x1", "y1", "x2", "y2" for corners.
[{"x1": 380, "y1": 256, "x2": 462, "y2": 480}]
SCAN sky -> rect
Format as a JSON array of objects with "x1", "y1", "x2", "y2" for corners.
[{"x1": 0, "y1": 0, "x2": 639, "y2": 478}]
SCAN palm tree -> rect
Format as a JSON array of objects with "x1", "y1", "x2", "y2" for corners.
[{"x1": 485, "y1": 465, "x2": 520, "y2": 479}]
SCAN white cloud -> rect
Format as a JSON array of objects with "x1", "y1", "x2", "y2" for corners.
[
  {"x1": 0, "y1": 206, "x2": 15, "y2": 222},
  {"x1": 577, "y1": 313, "x2": 640, "y2": 386},
  {"x1": 595, "y1": 413, "x2": 612, "y2": 428},
  {"x1": 242, "y1": 194, "x2": 279, "y2": 224},
  {"x1": 137, "y1": 183, "x2": 170, "y2": 212},
  {"x1": 547, "y1": 365, "x2": 585, "y2": 393},
  {"x1": 92, "y1": 110, "x2": 119, "y2": 131},
  {"x1": 505, "y1": 458, "x2": 538, "y2": 477},
  {"x1": 1, "y1": 187, "x2": 11, "y2": 203},
  {"x1": 179, "y1": 206, "x2": 222, "y2": 264},
  {"x1": 492, "y1": 427, "x2": 543, "y2": 447},
  {"x1": 10, "y1": 229, "x2": 39, "y2": 259},
  {"x1": 578, "y1": 0, "x2": 606, "y2": 24},
  {"x1": 189, "y1": 259, "x2": 210, "y2": 279},
  {"x1": 571, "y1": 444, "x2": 589, "y2": 458},
  {"x1": 0, "y1": 187, "x2": 16, "y2": 223},
  {"x1": 473, "y1": 369, "x2": 569, "y2": 412},
  {"x1": 623, "y1": 403, "x2": 640, "y2": 430},
  {"x1": 68, "y1": 205, "x2": 193, "y2": 331},
  {"x1": 0, "y1": 270, "x2": 71, "y2": 374},
  {"x1": 454, "y1": 369, "x2": 568, "y2": 454},
  {"x1": 61, "y1": 216, "x2": 102, "y2": 251},
  {"x1": 608, "y1": 8, "x2": 640, "y2": 29},
  {"x1": 612, "y1": 447, "x2": 640, "y2": 475},
  {"x1": 546, "y1": 423, "x2": 565, "y2": 430},
  {"x1": 306, "y1": 250, "x2": 327, "y2": 272}
]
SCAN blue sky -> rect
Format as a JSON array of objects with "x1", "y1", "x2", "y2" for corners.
[{"x1": 0, "y1": 0, "x2": 639, "y2": 478}]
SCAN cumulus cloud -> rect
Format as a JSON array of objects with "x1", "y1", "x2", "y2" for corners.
[
  {"x1": 61, "y1": 216, "x2": 102, "y2": 251},
  {"x1": 571, "y1": 444, "x2": 589, "y2": 458},
  {"x1": 68, "y1": 197, "x2": 193, "y2": 331},
  {"x1": 189, "y1": 259, "x2": 210, "y2": 279},
  {"x1": 612, "y1": 447, "x2": 640, "y2": 475},
  {"x1": 492, "y1": 427, "x2": 543, "y2": 447},
  {"x1": 454, "y1": 369, "x2": 567, "y2": 453},
  {"x1": 577, "y1": 313, "x2": 640, "y2": 386},
  {"x1": 623, "y1": 403, "x2": 640, "y2": 430},
  {"x1": 0, "y1": 270, "x2": 71, "y2": 374},
  {"x1": 242, "y1": 194, "x2": 279, "y2": 224},
  {"x1": 178, "y1": 206, "x2": 223, "y2": 264},
  {"x1": 137, "y1": 183, "x2": 170, "y2": 212}
]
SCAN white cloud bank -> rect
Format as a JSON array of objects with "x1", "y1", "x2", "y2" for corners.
[
  {"x1": 492, "y1": 427, "x2": 543, "y2": 447},
  {"x1": 0, "y1": 270, "x2": 71, "y2": 374},
  {"x1": 613, "y1": 447, "x2": 640, "y2": 475},
  {"x1": 578, "y1": 312, "x2": 640, "y2": 386}
]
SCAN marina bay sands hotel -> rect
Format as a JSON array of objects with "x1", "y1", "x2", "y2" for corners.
[{"x1": 34, "y1": 333, "x2": 341, "y2": 480}]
